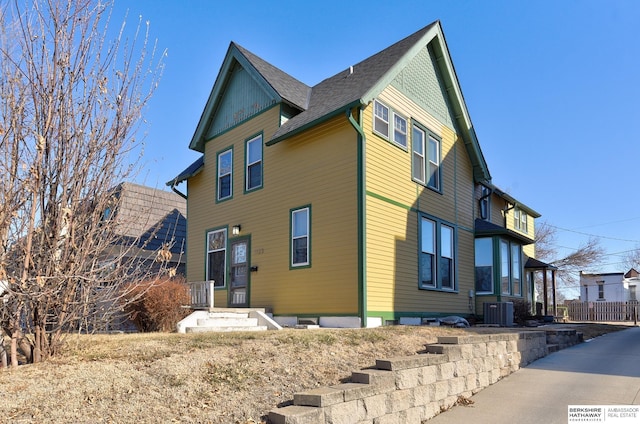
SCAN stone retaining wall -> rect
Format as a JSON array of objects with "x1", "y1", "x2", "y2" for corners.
[{"x1": 269, "y1": 329, "x2": 581, "y2": 424}]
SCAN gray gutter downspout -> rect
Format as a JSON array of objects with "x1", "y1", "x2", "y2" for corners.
[{"x1": 346, "y1": 107, "x2": 367, "y2": 328}]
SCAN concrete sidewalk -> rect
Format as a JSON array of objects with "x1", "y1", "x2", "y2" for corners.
[{"x1": 427, "y1": 326, "x2": 640, "y2": 424}]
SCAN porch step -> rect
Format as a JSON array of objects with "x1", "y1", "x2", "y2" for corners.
[
  {"x1": 196, "y1": 317, "x2": 258, "y2": 327},
  {"x1": 184, "y1": 310, "x2": 268, "y2": 333},
  {"x1": 177, "y1": 308, "x2": 281, "y2": 333},
  {"x1": 186, "y1": 325, "x2": 268, "y2": 333}
]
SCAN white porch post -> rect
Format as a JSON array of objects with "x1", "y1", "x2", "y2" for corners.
[{"x1": 208, "y1": 280, "x2": 215, "y2": 309}]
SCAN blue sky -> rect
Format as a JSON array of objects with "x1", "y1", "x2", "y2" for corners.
[{"x1": 113, "y1": 0, "x2": 640, "y2": 289}]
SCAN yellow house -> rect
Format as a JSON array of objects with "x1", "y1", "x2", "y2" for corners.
[{"x1": 168, "y1": 21, "x2": 546, "y2": 327}]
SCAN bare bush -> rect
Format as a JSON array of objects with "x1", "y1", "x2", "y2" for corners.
[
  {"x1": 123, "y1": 276, "x2": 190, "y2": 332},
  {"x1": 0, "y1": 0, "x2": 166, "y2": 365}
]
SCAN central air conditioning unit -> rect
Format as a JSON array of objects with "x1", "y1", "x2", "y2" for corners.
[{"x1": 483, "y1": 302, "x2": 514, "y2": 326}]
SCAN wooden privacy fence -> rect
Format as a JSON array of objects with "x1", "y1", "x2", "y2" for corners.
[{"x1": 568, "y1": 301, "x2": 639, "y2": 322}]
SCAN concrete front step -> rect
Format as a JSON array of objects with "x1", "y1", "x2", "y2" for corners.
[
  {"x1": 196, "y1": 317, "x2": 258, "y2": 327},
  {"x1": 185, "y1": 325, "x2": 268, "y2": 333}
]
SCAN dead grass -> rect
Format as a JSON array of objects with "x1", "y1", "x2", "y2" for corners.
[{"x1": 0, "y1": 322, "x2": 632, "y2": 424}]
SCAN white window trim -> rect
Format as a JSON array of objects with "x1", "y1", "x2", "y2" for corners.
[
  {"x1": 373, "y1": 100, "x2": 389, "y2": 139},
  {"x1": 392, "y1": 112, "x2": 408, "y2": 149},
  {"x1": 217, "y1": 149, "x2": 233, "y2": 201},
  {"x1": 412, "y1": 126, "x2": 426, "y2": 184},
  {"x1": 245, "y1": 134, "x2": 263, "y2": 191},
  {"x1": 291, "y1": 207, "x2": 310, "y2": 267},
  {"x1": 427, "y1": 134, "x2": 441, "y2": 191}
]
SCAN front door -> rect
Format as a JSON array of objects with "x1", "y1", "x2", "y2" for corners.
[{"x1": 229, "y1": 239, "x2": 249, "y2": 307}]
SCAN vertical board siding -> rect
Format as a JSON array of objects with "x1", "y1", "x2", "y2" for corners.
[{"x1": 187, "y1": 109, "x2": 360, "y2": 315}]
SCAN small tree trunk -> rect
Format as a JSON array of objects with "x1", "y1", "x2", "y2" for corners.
[
  {"x1": 0, "y1": 332, "x2": 7, "y2": 368},
  {"x1": 10, "y1": 332, "x2": 18, "y2": 367}
]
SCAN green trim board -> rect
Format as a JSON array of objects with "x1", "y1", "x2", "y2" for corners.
[{"x1": 368, "y1": 310, "x2": 471, "y2": 323}]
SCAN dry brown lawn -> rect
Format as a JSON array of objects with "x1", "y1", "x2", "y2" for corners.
[{"x1": 0, "y1": 322, "x2": 632, "y2": 424}]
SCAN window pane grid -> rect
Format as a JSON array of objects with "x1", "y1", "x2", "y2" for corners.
[
  {"x1": 246, "y1": 136, "x2": 263, "y2": 191},
  {"x1": 217, "y1": 150, "x2": 232, "y2": 200},
  {"x1": 207, "y1": 229, "x2": 227, "y2": 287},
  {"x1": 291, "y1": 208, "x2": 310, "y2": 266}
]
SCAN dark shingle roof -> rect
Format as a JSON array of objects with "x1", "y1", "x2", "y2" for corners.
[
  {"x1": 474, "y1": 219, "x2": 535, "y2": 245},
  {"x1": 269, "y1": 22, "x2": 437, "y2": 142},
  {"x1": 234, "y1": 43, "x2": 311, "y2": 111}
]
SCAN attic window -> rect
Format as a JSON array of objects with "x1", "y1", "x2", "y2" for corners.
[{"x1": 373, "y1": 100, "x2": 389, "y2": 137}]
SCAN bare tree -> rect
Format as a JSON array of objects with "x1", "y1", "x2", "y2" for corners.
[
  {"x1": 534, "y1": 221, "x2": 605, "y2": 296},
  {"x1": 623, "y1": 247, "x2": 640, "y2": 272},
  {"x1": 0, "y1": 0, "x2": 167, "y2": 366}
]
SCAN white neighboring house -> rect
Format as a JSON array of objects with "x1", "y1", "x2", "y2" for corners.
[{"x1": 579, "y1": 269, "x2": 639, "y2": 302}]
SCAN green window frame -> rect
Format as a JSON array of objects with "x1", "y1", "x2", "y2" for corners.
[
  {"x1": 206, "y1": 228, "x2": 227, "y2": 288},
  {"x1": 427, "y1": 134, "x2": 441, "y2": 191},
  {"x1": 217, "y1": 148, "x2": 233, "y2": 202},
  {"x1": 412, "y1": 122, "x2": 442, "y2": 192},
  {"x1": 245, "y1": 133, "x2": 263, "y2": 192},
  {"x1": 474, "y1": 237, "x2": 494, "y2": 294},
  {"x1": 290, "y1": 205, "x2": 311, "y2": 268},
  {"x1": 420, "y1": 215, "x2": 456, "y2": 291}
]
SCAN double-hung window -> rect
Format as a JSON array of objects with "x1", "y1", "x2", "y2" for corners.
[
  {"x1": 373, "y1": 100, "x2": 389, "y2": 137},
  {"x1": 245, "y1": 134, "x2": 263, "y2": 191},
  {"x1": 217, "y1": 149, "x2": 233, "y2": 201},
  {"x1": 393, "y1": 113, "x2": 407, "y2": 148},
  {"x1": 427, "y1": 135, "x2": 440, "y2": 190},
  {"x1": 291, "y1": 206, "x2": 310, "y2": 267},
  {"x1": 420, "y1": 217, "x2": 455, "y2": 290},
  {"x1": 206, "y1": 228, "x2": 227, "y2": 287},
  {"x1": 412, "y1": 126, "x2": 425, "y2": 183},
  {"x1": 514, "y1": 208, "x2": 528, "y2": 233},
  {"x1": 412, "y1": 123, "x2": 442, "y2": 191}
]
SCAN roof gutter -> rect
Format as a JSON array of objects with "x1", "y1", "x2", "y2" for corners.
[{"x1": 266, "y1": 100, "x2": 363, "y2": 146}]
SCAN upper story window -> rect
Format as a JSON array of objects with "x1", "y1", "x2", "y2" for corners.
[
  {"x1": 427, "y1": 135, "x2": 441, "y2": 190},
  {"x1": 479, "y1": 185, "x2": 491, "y2": 220},
  {"x1": 245, "y1": 134, "x2": 263, "y2": 192},
  {"x1": 373, "y1": 100, "x2": 389, "y2": 137},
  {"x1": 217, "y1": 148, "x2": 233, "y2": 202},
  {"x1": 420, "y1": 216, "x2": 455, "y2": 291},
  {"x1": 412, "y1": 123, "x2": 442, "y2": 192},
  {"x1": 514, "y1": 208, "x2": 528, "y2": 233},
  {"x1": 393, "y1": 113, "x2": 407, "y2": 148}
]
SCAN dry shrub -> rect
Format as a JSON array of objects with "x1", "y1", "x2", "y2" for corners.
[{"x1": 123, "y1": 277, "x2": 190, "y2": 332}]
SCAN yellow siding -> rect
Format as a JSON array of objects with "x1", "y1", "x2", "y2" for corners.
[
  {"x1": 187, "y1": 108, "x2": 360, "y2": 315},
  {"x1": 364, "y1": 86, "x2": 476, "y2": 316}
]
